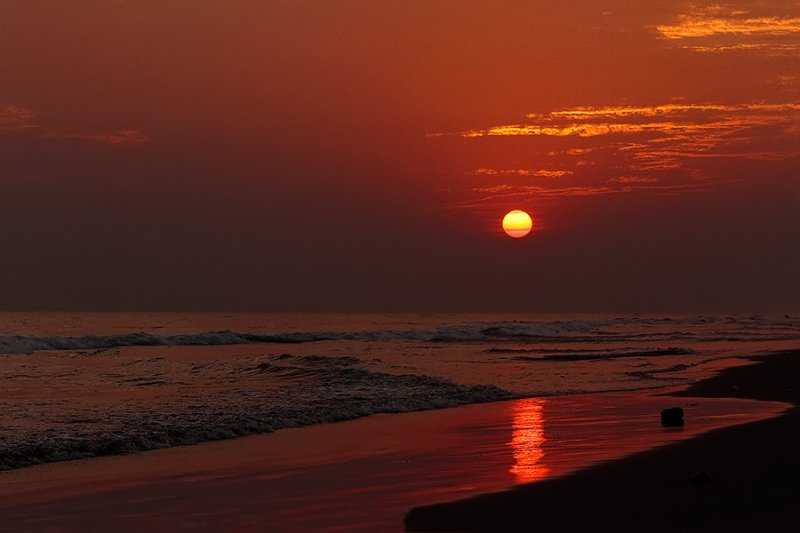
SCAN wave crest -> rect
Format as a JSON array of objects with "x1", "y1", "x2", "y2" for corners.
[
  {"x1": 2, "y1": 315, "x2": 799, "y2": 355},
  {"x1": 0, "y1": 354, "x2": 511, "y2": 471}
]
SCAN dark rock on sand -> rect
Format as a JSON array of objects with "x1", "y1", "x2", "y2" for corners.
[{"x1": 661, "y1": 407, "x2": 684, "y2": 427}]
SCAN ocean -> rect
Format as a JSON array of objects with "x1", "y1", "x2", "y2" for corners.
[{"x1": 1, "y1": 312, "x2": 798, "y2": 470}]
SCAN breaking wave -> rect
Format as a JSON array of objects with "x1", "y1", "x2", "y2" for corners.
[
  {"x1": 2, "y1": 315, "x2": 799, "y2": 355},
  {"x1": 0, "y1": 354, "x2": 512, "y2": 471}
]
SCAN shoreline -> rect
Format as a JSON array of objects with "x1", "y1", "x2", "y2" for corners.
[
  {"x1": 0, "y1": 373, "x2": 787, "y2": 532},
  {"x1": 405, "y1": 349, "x2": 800, "y2": 531},
  {"x1": 0, "y1": 348, "x2": 512, "y2": 472},
  {"x1": 0, "y1": 344, "x2": 752, "y2": 474}
]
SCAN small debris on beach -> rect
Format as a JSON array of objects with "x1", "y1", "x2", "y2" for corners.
[{"x1": 661, "y1": 407, "x2": 685, "y2": 427}]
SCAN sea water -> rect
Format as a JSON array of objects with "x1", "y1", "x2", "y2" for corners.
[{"x1": 1, "y1": 312, "x2": 798, "y2": 469}]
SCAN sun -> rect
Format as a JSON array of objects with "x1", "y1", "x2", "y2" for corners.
[{"x1": 502, "y1": 210, "x2": 534, "y2": 238}]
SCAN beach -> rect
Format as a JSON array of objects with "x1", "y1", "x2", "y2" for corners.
[
  {"x1": 5, "y1": 2, "x2": 799, "y2": 530},
  {"x1": 0, "y1": 388, "x2": 786, "y2": 531},
  {"x1": 5, "y1": 1, "x2": 800, "y2": 530},
  {"x1": 1, "y1": 313, "x2": 798, "y2": 531},
  {"x1": 406, "y1": 350, "x2": 800, "y2": 531}
]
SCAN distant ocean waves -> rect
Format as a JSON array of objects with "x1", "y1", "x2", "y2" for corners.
[
  {"x1": 3, "y1": 314, "x2": 799, "y2": 470},
  {"x1": 2, "y1": 315, "x2": 800, "y2": 354},
  {"x1": 0, "y1": 355, "x2": 511, "y2": 470}
]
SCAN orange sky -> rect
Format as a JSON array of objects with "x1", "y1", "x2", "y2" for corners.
[{"x1": 1, "y1": 1, "x2": 799, "y2": 312}]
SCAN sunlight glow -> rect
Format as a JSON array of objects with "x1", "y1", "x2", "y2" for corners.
[
  {"x1": 502, "y1": 210, "x2": 534, "y2": 238},
  {"x1": 510, "y1": 398, "x2": 550, "y2": 483}
]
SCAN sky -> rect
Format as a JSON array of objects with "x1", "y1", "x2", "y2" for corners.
[{"x1": 1, "y1": 0, "x2": 799, "y2": 312}]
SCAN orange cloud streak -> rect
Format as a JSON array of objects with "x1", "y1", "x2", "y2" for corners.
[
  {"x1": 657, "y1": 16, "x2": 800, "y2": 39},
  {"x1": 470, "y1": 168, "x2": 572, "y2": 178}
]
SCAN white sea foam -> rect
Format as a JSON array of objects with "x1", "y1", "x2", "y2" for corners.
[{"x1": 0, "y1": 355, "x2": 511, "y2": 470}]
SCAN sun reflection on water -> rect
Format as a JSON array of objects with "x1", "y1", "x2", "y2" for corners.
[{"x1": 509, "y1": 398, "x2": 550, "y2": 484}]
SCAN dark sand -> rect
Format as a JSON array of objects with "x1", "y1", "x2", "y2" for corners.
[{"x1": 406, "y1": 349, "x2": 800, "y2": 532}]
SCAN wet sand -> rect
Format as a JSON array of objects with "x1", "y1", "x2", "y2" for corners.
[
  {"x1": 0, "y1": 386, "x2": 786, "y2": 532},
  {"x1": 406, "y1": 349, "x2": 800, "y2": 532}
]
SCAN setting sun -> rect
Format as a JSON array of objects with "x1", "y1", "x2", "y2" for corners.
[
  {"x1": 4, "y1": 2, "x2": 800, "y2": 531},
  {"x1": 502, "y1": 210, "x2": 534, "y2": 238}
]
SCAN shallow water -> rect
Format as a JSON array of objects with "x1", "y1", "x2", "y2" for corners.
[{"x1": 0, "y1": 391, "x2": 787, "y2": 532}]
